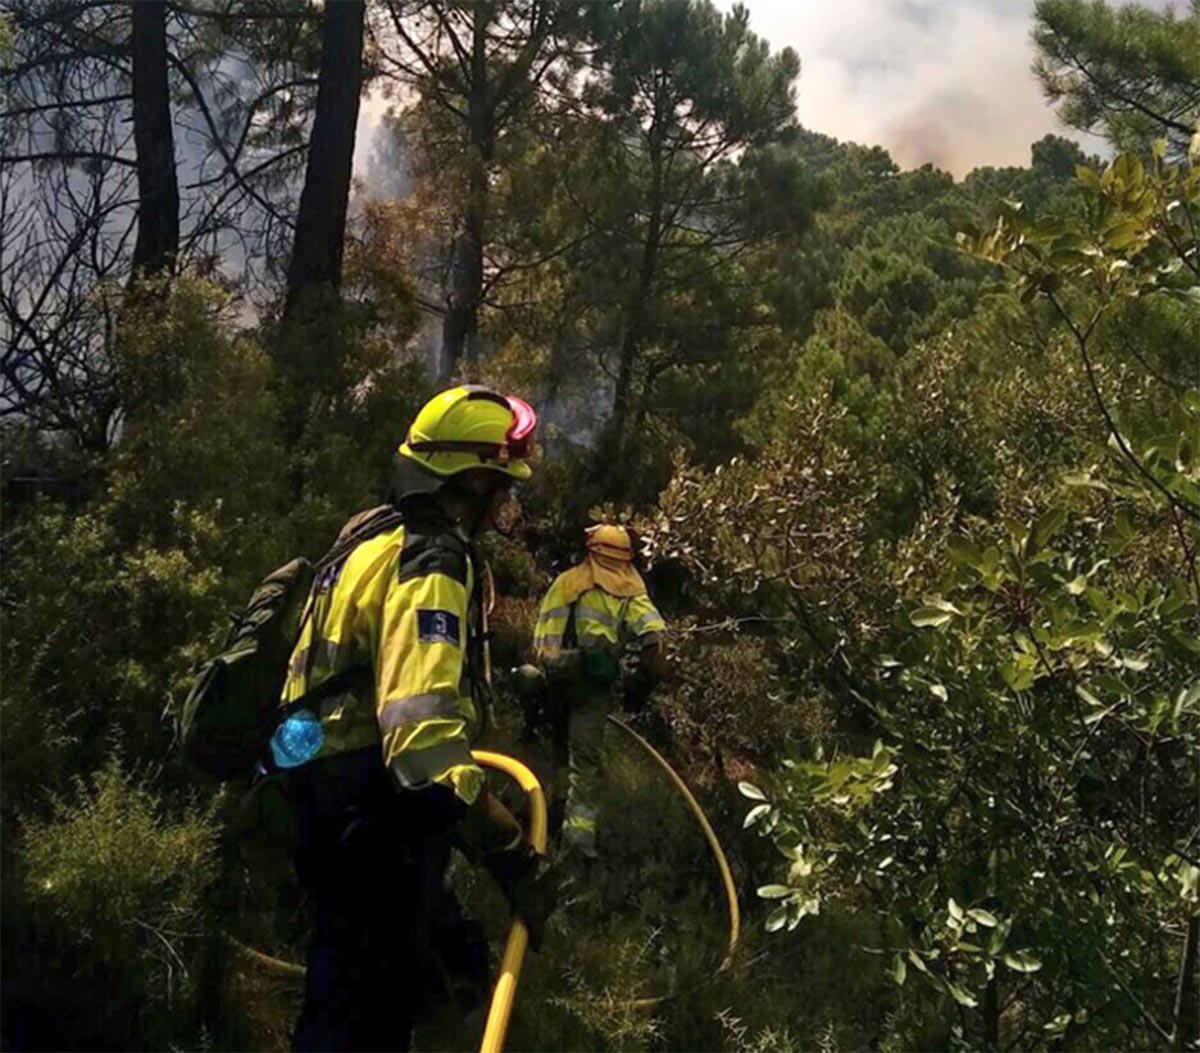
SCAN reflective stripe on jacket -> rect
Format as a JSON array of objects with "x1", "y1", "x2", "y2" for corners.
[
  {"x1": 281, "y1": 514, "x2": 485, "y2": 805},
  {"x1": 533, "y1": 574, "x2": 665, "y2": 667}
]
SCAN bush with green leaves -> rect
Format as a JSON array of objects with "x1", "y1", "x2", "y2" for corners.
[
  {"x1": 2, "y1": 279, "x2": 289, "y2": 815},
  {"x1": 12, "y1": 758, "x2": 220, "y2": 1049},
  {"x1": 742, "y1": 493, "x2": 1197, "y2": 1049},
  {"x1": 654, "y1": 630, "x2": 834, "y2": 785},
  {"x1": 724, "y1": 146, "x2": 1199, "y2": 1051},
  {"x1": 1, "y1": 274, "x2": 428, "y2": 1048},
  {"x1": 4, "y1": 4, "x2": 1198, "y2": 1046}
]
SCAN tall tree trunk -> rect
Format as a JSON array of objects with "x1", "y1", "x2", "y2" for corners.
[
  {"x1": 284, "y1": 0, "x2": 365, "y2": 318},
  {"x1": 1174, "y1": 911, "x2": 1199, "y2": 1052},
  {"x1": 439, "y1": 155, "x2": 487, "y2": 382},
  {"x1": 129, "y1": 0, "x2": 178, "y2": 279},
  {"x1": 605, "y1": 105, "x2": 665, "y2": 469},
  {"x1": 439, "y1": 12, "x2": 491, "y2": 382},
  {"x1": 606, "y1": 199, "x2": 661, "y2": 466},
  {"x1": 607, "y1": 316, "x2": 641, "y2": 461}
]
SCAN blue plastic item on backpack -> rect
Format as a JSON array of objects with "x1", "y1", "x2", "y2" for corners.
[{"x1": 270, "y1": 709, "x2": 325, "y2": 769}]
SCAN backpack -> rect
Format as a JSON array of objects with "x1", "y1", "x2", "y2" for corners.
[{"x1": 179, "y1": 505, "x2": 404, "y2": 780}]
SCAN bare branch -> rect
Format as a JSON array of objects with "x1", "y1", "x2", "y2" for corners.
[{"x1": 0, "y1": 151, "x2": 137, "y2": 167}]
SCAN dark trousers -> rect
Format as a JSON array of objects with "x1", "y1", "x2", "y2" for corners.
[{"x1": 289, "y1": 750, "x2": 472, "y2": 1053}]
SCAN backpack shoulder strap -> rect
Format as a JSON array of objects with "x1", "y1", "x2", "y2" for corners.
[
  {"x1": 292, "y1": 506, "x2": 406, "y2": 705},
  {"x1": 315, "y1": 506, "x2": 406, "y2": 575}
]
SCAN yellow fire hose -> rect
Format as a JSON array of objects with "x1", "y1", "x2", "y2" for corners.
[
  {"x1": 224, "y1": 752, "x2": 547, "y2": 1051},
  {"x1": 221, "y1": 931, "x2": 305, "y2": 978},
  {"x1": 472, "y1": 750, "x2": 548, "y2": 1053},
  {"x1": 476, "y1": 728, "x2": 740, "y2": 1031},
  {"x1": 605, "y1": 716, "x2": 741, "y2": 1007},
  {"x1": 225, "y1": 734, "x2": 737, "y2": 1046}
]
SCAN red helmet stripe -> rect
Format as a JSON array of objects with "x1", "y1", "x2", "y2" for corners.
[{"x1": 506, "y1": 395, "x2": 537, "y2": 443}]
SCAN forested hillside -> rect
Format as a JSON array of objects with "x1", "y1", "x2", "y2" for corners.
[{"x1": 1, "y1": 1, "x2": 1197, "y2": 1051}]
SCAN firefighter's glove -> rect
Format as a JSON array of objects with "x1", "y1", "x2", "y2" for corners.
[
  {"x1": 621, "y1": 676, "x2": 650, "y2": 714},
  {"x1": 487, "y1": 845, "x2": 559, "y2": 951},
  {"x1": 457, "y1": 790, "x2": 524, "y2": 861},
  {"x1": 511, "y1": 664, "x2": 549, "y2": 740},
  {"x1": 621, "y1": 658, "x2": 659, "y2": 714},
  {"x1": 510, "y1": 664, "x2": 547, "y2": 703}
]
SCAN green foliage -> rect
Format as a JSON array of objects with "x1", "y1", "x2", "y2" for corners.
[
  {"x1": 684, "y1": 148, "x2": 1197, "y2": 1052},
  {"x1": 657, "y1": 633, "x2": 833, "y2": 785},
  {"x1": 1, "y1": 505, "x2": 229, "y2": 810},
  {"x1": 742, "y1": 496, "x2": 1196, "y2": 1046},
  {"x1": 5, "y1": 5, "x2": 1198, "y2": 1052},
  {"x1": 961, "y1": 145, "x2": 1200, "y2": 525},
  {"x1": 14, "y1": 758, "x2": 221, "y2": 1049},
  {"x1": 22, "y1": 759, "x2": 220, "y2": 961},
  {"x1": 478, "y1": 0, "x2": 816, "y2": 502},
  {"x1": 962, "y1": 147, "x2": 1199, "y2": 310},
  {"x1": 1031, "y1": 133, "x2": 1102, "y2": 184},
  {"x1": 0, "y1": 12, "x2": 13, "y2": 66},
  {"x1": 835, "y1": 213, "x2": 987, "y2": 354},
  {"x1": 1, "y1": 274, "x2": 427, "y2": 1047},
  {"x1": 110, "y1": 277, "x2": 288, "y2": 552},
  {"x1": 1033, "y1": 0, "x2": 1200, "y2": 158},
  {"x1": 2, "y1": 280, "x2": 292, "y2": 817},
  {"x1": 548, "y1": 931, "x2": 667, "y2": 1050}
]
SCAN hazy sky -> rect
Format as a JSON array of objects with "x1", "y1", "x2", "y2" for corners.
[
  {"x1": 353, "y1": 0, "x2": 1180, "y2": 186},
  {"x1": 725, "y1": 0, "x2": 1074, "y2": 175},
  {"x1": 719, "y1": 0, "x2": 1178, "y2": 176}
]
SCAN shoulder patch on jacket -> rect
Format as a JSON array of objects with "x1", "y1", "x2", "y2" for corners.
[
  {"x1": 398, "y1": 528, "x2": 469, "y2": 585},
  {"x1": 417, "y1": 608, "x2": 461, "y2": 646}
]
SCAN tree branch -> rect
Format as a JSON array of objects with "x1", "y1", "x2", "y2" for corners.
[
  {"x1": 0, "y1": 151, "x2": 136, "y2": 167},
  {"x1": 1046, "y1": 292, "x2": 1200, "y2": 523},
  {"x1": 1, "y1": 93, "x2": 133, "y2": 119}
]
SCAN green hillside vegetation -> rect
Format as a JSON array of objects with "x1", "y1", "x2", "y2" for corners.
[{"x1": 1, "y1": 1, "x2": 1196, "y2": 1050}]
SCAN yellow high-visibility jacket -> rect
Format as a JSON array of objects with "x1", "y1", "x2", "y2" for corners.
[
  {"x1": 533, "y1": 575, "x2": 665, "y2": 675},
  {"x1": 280, "y1": 509, "x2": 486, "y2": 805}
]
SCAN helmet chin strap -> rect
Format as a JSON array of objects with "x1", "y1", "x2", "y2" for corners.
[
  {"x1": 437, "y1": 474, "x2": 499, "y2": 538},
  {"x1": 389, "y1": 450, "x2": 509, "y2": 538},
  {"x1": 464, "y1": 495, "x2": 491, "y2": 539}
]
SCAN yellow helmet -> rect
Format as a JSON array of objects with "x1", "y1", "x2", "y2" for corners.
[
  {"x1": 586, "y1": 524, "x2": 634, "y2": 562},
  {"x1": 397, "y1": 385, "x2": 537, "y2": 490}
]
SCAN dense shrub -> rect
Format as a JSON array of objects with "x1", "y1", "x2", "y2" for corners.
[{"x1": 11, "y1": 759, "x2": 220, "y2": 1050}]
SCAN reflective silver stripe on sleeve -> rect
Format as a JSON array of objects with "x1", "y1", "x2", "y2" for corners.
[
  {"x1": 388, "y1": 737, "x2": 476, "y2": 788},
  {"x1": 577, "y1": 605, "x2": 620, "y2": 629},
  {"x1": 536, "y1": 632, "x2": 564, "y2": 649},
  {"x1": 537, "y1": 604, "x2": 573, "y2": 623},
  {"x1": 631, "y1": 610, "x2": 663, "y2": 635},
  {"x1": 378, "y1": 692, "x2": 461, "y2": 734}
]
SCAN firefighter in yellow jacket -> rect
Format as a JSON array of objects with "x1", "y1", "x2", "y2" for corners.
[
  {"x1": 279, "y1": 385, "x2": 554, "y2": 1052},
  {"x1": 533, "y1": 525, "x2": 667, "y2": 858}
]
